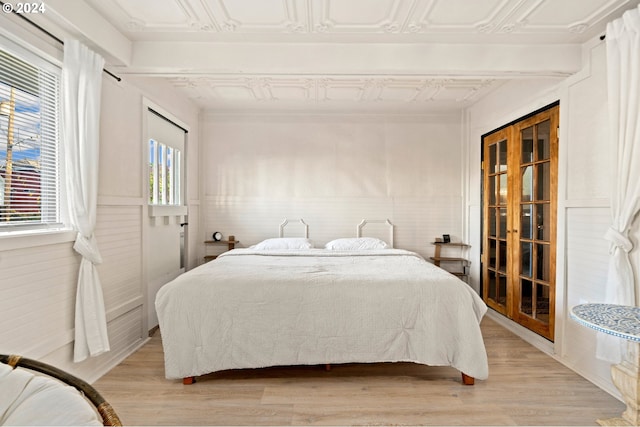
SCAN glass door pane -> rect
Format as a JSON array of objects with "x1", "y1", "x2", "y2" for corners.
[
  {"x1": 521, "y1": 204, "x2": 533, "y2": 239},
  {"x1": 522, "y1": 166, "x2": 533, "y2": 201},
  {"x1": 536, "y1": 120, "x2": 550, "y2": 160},
  {"x1": 536, "y1": 243, "x2": 550, "y2": 282},
  {"x1": 535, "y1": 284, "x2": 551, "y2": 323},
  {"x1": 537, "y1": 204, "x2": 550, "y2": 241},
  {"x1": 521, "y1": 126, "x2": 534, "y2": 163},
  {"x1": 499, "y1": 140, "x2": 508, "y2": 171},
  {"x1": 489, "y1": 144, "x2": 497, "y2": 172},
  {"x1": 536, "y1": 163, "x2": 550, "y2": 201}
]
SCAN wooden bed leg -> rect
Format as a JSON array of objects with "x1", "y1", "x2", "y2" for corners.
[
  {"x1": 183, "y1": 376, "x2": 195, "y2": 385},
  {"x1": 325, "y1": 364, "x2": 331, "y2": 371},
  {"x1": 461, "y1": 373, "x2": 475, "y2": 385}
]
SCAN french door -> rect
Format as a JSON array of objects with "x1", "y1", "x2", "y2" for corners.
[{"x1": 482, "y1": 104, "x2": 558, "y2": 341}]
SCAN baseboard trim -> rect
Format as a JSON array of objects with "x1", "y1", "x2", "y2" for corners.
[
  {"x1": 485, "y1": 309, "x2": 622, "y2": 403},
  {"x1": 85, "y1": 337, "x2": 150, "y2": 384},
  {"x1": 148, "y1": 325, "x2": 159, "y2": 337},
  {"x1": 485, "y1": 309, "x2": 555, "y2": 356}
]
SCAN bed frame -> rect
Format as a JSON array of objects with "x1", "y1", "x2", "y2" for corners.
[
  {"x1": 278, "y1": 218, "x2": 309, "y2": 238},
  {"x1": 357, "y1": 218, "x2": 395, "y2": 248},
  {"x1": 182, "y1": 218, "x2": 476, "y2": 386}
]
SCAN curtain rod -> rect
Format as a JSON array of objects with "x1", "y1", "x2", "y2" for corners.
[
  {"x1": 0, "y1": 1, "x2": 122, "y2": 82},
  {"x1": 148, "y1": 107, "x2": 189, "y2": 134}
]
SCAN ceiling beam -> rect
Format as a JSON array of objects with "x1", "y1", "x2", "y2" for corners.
[
  {"x1": 119, "y1": 41, "x2": 582, "y2": 78},
  {"x1": 37, "y1": 0, "x2": 132, "y2": 66}
]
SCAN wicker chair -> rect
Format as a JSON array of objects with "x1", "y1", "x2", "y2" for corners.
[{"x1": 0, "y1": 354, "x2": 122, "y2": 426}]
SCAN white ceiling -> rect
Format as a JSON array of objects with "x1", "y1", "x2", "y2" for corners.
[{"x1": 45, "y1": 0, "x2": 640, "y2": 113}]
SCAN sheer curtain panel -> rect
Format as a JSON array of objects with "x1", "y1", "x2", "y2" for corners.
[
  {"x1": 61, "y1": 40, "x2": 110, "y2": 363},
  {"x1": 597, "y1": 5, "x2": 640, "y2": 363}
]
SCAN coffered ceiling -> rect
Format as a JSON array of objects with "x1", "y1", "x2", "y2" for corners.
[{"x1": 40, "y1": 0, "x2": 640, "y2": 113}]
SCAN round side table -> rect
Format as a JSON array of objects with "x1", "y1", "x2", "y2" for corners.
[{"x1": 571, "y1": 303, "x2": 640, "y2": 426}]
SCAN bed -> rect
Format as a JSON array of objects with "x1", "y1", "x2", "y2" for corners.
[{"x1": 155, "y1": 219, "x2": 488, "y2": 385}]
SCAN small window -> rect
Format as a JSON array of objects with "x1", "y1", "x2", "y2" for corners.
[
  {"x1": 148, "y1": 139, "x2": 181, "y2": 205},
  {"x1": 0, "y1": 43, "x2": 61, "y2": 231}
]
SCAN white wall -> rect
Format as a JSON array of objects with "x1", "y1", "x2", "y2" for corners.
[
  {"x1": 0, "y1": 15, "x2": 201, "y2": 382},
  {"x1": 200, "y1": 113, "x2": 466, "y2": 265},
  {"x1": 463, "y1": 38, "x2": 640, "y2": 400}
]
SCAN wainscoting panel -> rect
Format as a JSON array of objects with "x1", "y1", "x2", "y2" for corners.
[
  {"x1": 565, "y1": 207, "x2": 610, "y2": 306},
  {"x1": 563, "y1": 206, "x2": 615, "y2": 398},
  {"x1": 95, "y1": 205, "x2": 144, "y2": 309},
  {"x1": 0, "y1": 240, "x2": 78, "y2": 355}
]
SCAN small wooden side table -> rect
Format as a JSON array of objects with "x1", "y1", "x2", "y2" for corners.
[
  {"x1": 430, "y1": 241, "x2": 470, "y2": 281},
  {"x1": 204, "y1": 237, "x2": 238, "y2": 262},
  {"x1": 571, "y1": 303, "x2": 640, "y2": 426}
]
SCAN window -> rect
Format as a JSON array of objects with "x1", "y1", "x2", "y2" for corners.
[
  {"x1": 0, "y1": 42, "x2": 60, "y2": 231},
  {"x1": 148, "y1": 139, "x2": 181, "y2": 205},
  {"x1": 147, "y1": 109, "x2": 184, "y2": 206}
]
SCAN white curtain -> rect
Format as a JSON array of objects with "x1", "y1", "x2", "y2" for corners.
[
  {"x1": 596, "y1": 5, "x2": 640, "y2": 363},
  {"x1": 61, "y1": 40, "x2": 110, "y2": 363}
]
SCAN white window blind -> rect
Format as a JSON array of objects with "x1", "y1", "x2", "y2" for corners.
[{"x1": 0, "y1": 43, "x2": 60, "y2": 230}]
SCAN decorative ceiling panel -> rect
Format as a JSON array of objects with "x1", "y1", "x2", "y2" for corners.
[
  {"x1": 316, "y1": 0, "x2": 409, "y2": 32},
  {"x1": 110, "y1": 0, "x2": 200, "y2": 30},
  {"x1": 166, "y1": 75, "x2": 500, "y2": 111},
  {"x1": 523, "y1": 0, "x2": 624, "y2": 29},
  {"x1": 212, "y1": 85, "x2": 256, "y2": 100},
  {"x1": 86, "y1": 0, "x2": 636, "y2": 37},
  {"x1": 207, "y1": 0, "x2": 304, "y2": 32},
  {"x1": 79, "y1": 0, "x2": 639, "y2": 112},
  {"x1": 424, "y1": 0, "x2": 505, "y2": 26}
]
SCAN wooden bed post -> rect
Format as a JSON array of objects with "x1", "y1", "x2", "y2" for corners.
[
  {"x1": 461, "y1": 373, "x2": 475, "y2": 385},
  {"x1": 183, "y1": 377, "x2": 195, "y2": 385}
]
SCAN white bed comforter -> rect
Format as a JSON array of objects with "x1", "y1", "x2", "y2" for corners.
[{"x1": 156, "y1": 249, "x2": 489, "y2": 380}]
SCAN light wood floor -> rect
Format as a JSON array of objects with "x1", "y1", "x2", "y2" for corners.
[{"x1": 94, "y1": 316, "x2": 624, "y2": 426}]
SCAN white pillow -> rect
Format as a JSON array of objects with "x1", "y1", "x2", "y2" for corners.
[
  {"x1": 324, "y1": 237, "x2": 388, "y2": 250},
  {"x1": 251, "y1": 237, "x2": 313, "y2": 250}
]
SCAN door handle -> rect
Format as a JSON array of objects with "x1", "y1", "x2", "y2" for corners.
[{"x1": 180, "y1": 223, "x2": 188, "y2": 227}]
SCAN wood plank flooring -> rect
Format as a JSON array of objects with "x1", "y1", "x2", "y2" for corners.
[{"x1": 93, "y1": 316, "x2": 625, "y2": 426}]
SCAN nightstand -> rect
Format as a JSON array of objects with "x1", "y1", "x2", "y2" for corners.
[
  {"x1": 430, "y1": 241, "x2": 470, "y2": 281},
  {"x1": 204, "y1": 237, "x2": 238, "y2": 262}
]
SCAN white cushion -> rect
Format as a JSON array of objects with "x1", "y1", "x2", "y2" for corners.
[{"x1": 0, "y1": 362, "x2": 102, "y2": 426}]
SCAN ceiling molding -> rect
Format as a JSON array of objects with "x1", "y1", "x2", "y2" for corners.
[
  {"x1": 166, "y1": 75, "x2": 504, "y2": 112},
  {"x1": 38, "y1": 0, "x2": 640, "y2": 112}
]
